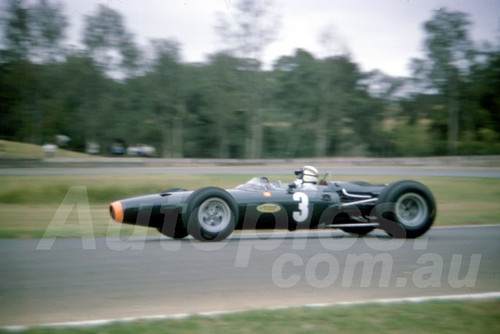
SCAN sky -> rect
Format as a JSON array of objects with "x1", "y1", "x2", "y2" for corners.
[{"x1": 60, "y1": 0, "x2": 500, "y2": 77}]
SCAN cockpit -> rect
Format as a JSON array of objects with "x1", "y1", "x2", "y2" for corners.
[{"x1": 235, "y1": 177, "x2": 283, "y2": 192}]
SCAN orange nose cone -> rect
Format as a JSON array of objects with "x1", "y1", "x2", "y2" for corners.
[{"x1": 110, "y1": 201, "x2": 124, "y2": 223}]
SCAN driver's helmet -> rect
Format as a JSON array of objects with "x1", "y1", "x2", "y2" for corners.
[{"x1": 295, "y1": 165, "x2": 319, "y2": 185}]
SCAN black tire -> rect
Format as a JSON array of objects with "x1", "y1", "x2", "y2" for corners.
[
  {"x1": 341, "y1": 226, "x2": 375, "y2": 236},
  {"x1": 157, "y1": 216, "x2": 188, "y2": 239},
  {"x1": 375, "y1": 180, "x2": 436, "y2": 238},
  {"x1": 182, "y1": 187, "x2": 238, "y2": 241}
]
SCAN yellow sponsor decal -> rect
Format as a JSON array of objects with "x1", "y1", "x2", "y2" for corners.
[{"x1": 257, "y1": 203, "x2": 282, "y2": 213}]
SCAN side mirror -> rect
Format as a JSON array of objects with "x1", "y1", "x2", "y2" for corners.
[{"x1": 287, "y1": 182, "x2": 297, "y2": 193}]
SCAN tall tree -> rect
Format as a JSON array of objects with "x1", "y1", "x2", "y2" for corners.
[
  {"x1": 274, "y1": 49, "x2": 318, "y2": 157},
  {"x1": 413, "y1": 8, "x2": 473, "y2": 155},
  {"x1": 30, "y1": 0, "x2": 68, "y2": 63},
  {"x1": 82, "y1": 4, "x2": 140, "y2": 77},
  {"x1": 148, "y1": 39, "x2": 184, "y2": 157},
  {"x1": 46, "y1": 55, "x2": 110, "y2": 150},
  {"x1": 1, "y1": 0, "x2": 31, "y2": 61},
  {"x1": 215, "y1": 0, "x2": 280, "y2": 158},
  {"x1": 0, "y1": 0, "x2": 68, "y2": 145},
  {"x1": 1, "y1": 0, "x2": 67, "y2": 63},
  {"x1": 216, "y1": 0, "x2": 280, "y2": 60},
  {"x1": 274, "y1": 49, "x2": 371, "y2": 157},
  {"x1": 205, "y1": 53, "x2": 247, "y2": 158}
]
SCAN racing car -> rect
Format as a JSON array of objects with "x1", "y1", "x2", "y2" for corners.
[{"x1": 109, "y1": 172, "x2": 436, "y2": 241}]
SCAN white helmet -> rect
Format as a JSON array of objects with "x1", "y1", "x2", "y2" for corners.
[{"x1": 295, "y1": 165, "x2": 319, "y2": 184}]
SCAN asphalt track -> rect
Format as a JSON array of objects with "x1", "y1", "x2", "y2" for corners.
[{"x1": 0, "y1": 225, "x2": 499, "y2": 327}]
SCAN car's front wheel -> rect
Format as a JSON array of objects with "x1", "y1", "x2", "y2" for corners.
[{"x1": 183, "y1": 187, "x2": 237, "y2": 241}]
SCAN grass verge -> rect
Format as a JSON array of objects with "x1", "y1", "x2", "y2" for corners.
[
  {"x1": 3, "y1": 300, "x2": 499, "y2": 333},
  {"x1": 0, "y1": 174, "x2": 499, "y2": 239},
  {"x1": 0, "y1": 139, "x2": 91, "y2": 159}
]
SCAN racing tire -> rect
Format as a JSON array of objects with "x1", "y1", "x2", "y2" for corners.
[
  {"x1": 375, "y1": 180, "x2": 436, "y2": 238},
  {"x1": 183, "y1": 187, "x2": 238, "y2": 241}
]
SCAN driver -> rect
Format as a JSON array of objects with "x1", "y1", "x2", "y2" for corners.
[{"x1": 294, "y1": 165, "x2": 319, "y2": 190}]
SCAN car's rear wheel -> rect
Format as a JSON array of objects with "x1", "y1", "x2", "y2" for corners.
[
  {"x1": 375, "y1": 181, "x2": 436, "y2": 238},
  {"x1": 375, "y1": 180, "x2": 436, "y2": 238},
  {"x1": 183, "y1": 187, "x2": 237, "y2": 241}
]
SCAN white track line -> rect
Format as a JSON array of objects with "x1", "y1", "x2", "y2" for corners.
[
  {"x1": 3, "y1": 292, "x2": 500, "y2": 332},
  {"x1": 432, "y1": 224, "x2": 500, "y2": 229}
]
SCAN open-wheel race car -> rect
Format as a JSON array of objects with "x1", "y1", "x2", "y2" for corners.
[{"x1": 109, "y1": 167, "x2": 437, "y2": 241}]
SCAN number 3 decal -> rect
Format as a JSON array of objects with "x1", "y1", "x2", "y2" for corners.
[{"x1": 293, "y1": 192, "x2": 309, "y2": 223}]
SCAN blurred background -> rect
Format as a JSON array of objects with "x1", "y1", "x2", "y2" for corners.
[{"x1": 0, "y1": 0, "x2": 499, "y2": 159}]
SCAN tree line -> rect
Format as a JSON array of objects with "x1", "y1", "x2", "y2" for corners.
[{"x1": 1, "y1": 0, "x2": 499, "y2": 158}]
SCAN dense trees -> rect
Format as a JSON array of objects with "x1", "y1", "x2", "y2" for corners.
[{"x1": 1, "y1": 1, "x2": 499, "y2": 157}]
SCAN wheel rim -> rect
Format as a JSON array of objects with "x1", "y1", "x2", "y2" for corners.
[
  {"x1": 395, "y1": 192, "x2": 428, "y2": 227},
  {"x1": 197, "y1": 197, "x2": 231, "y2": 233}
]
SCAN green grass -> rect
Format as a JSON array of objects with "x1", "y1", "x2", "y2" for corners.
[
  {"x1": 3, "y1": 300, "x2": 499, "y2": 333},
  {"x1": 0, "y1": 173, "x2": 499, "y2": 239},
  {"x1": 0, "y1": 174, "x2": 249, "y2": 204},
  {"x1": 0, "y1": 139, "x2": 91, "y2": 159}
]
